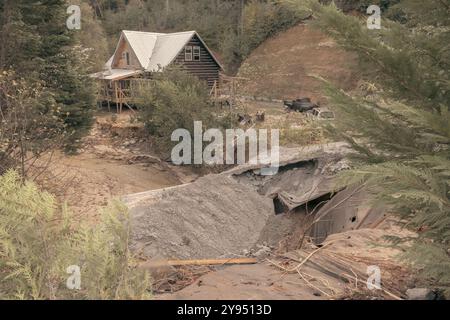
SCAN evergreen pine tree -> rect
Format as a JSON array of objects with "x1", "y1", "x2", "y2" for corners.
[
  {"x1": 0, "y1": 0, "x2": 96, "y2": 153},
  {"x1": 303, "y1": 0, "x2": 450, "y2": 295}
]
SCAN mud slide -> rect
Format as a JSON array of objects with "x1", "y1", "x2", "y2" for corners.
[{"x1": 124, "y1": 142, "x2": 386, "y2": 261}]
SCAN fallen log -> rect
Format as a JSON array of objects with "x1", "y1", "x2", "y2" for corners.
[{"x1": 140, "y1": 257, "x2": 258, "y2": 269}]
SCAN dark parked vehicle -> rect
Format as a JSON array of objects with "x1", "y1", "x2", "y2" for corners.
[{"x1": 283, "y1": 98, "x2": 317, "y2": 112}]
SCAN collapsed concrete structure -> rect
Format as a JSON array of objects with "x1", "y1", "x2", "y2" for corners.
[{"x1": 123, "y1": 142, "x2": 387, "y2": 260}]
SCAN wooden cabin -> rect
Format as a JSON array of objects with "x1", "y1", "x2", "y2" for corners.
[{"x1": 92, "y1": 30, "x2": 223, "y2": 112}]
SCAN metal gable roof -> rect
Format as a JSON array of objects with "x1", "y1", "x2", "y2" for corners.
[
  {"x1": 146, "y1": 31, "x2": 196, "y2": 71},
  {"x1": 122, "y1": 30, "x2": 161, "y2": 69},
  {"x1": 104, "y1": 30, "x2": 223, "y2": 72}
]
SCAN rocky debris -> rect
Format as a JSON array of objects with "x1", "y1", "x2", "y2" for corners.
[
  {"x1": 97, "y1": 118, "x2": 143, "y2": 139},
  {"x1": 91, "y1": 140, "x2": 163, "y2": 167},
  {"x1": 251, "y1": 244, "x2": 273, "y2": 258},
  {"x1": 323, "y1": 158, "x2": 351, "y2": 174},
  {"x1": 92, "y1": 145, "x2": 128, "y2": 160},
  {"x1": 406, "y1": 288, "x2": 436, "y2": 300},
  {"x1": 242, "y1": 244, "x2": 273, "y2": 259},
  {"x1": 127, "y1": 154, "x2": 162, "y2": 165},
  {"x1": 122, "y1": 139, "x2": 137, "y2": 147}
]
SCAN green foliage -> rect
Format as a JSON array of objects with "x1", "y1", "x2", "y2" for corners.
[
  {"x1": 136, "y1": 68, "x2": 220, "y2": 154},
  {"x1": 98, "y1": 0, "x2": 245, "y2": 62},
  {"x1": 240, "y1": 0, "x2": 309, "y2": 57},
  {"x1": 54, "y1": 44, "x2": 96, "y2": 153},
  {"x1": 0, "y1": 0, "x2": 96, "y2": 154},
  {"x1": 0, "y1": 71, "x2": 65, "y2": 177},
  {"x1": 305, "y1": 0, "x2": 450, "y2": 294},
  {"x1": 90, "y1": 0, "x2": 308, "y2": 72},
  {"x1": 0, "y1": 170, "x2": 151, "y2": 300},
  {"x1": 222, "y1": 0, "x2": 310, "y2": 72},
  {"x1": 73, "y1": 1, "x2": 110, "y2": 71}
]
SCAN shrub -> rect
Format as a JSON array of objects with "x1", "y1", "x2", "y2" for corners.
[
  {"x1": 0, "y1": 72, "x2": 65, "y2": 177},
  {"x1": 136, "y1": 68, "x2": 220, "y2": 155},
  {"x1": 0, "y1": 170, "x2": 151, "y2": 300}
]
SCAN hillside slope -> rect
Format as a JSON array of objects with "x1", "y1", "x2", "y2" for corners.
[{"x1": 238, "y1": 23, "x2": 359, "y2": 103}]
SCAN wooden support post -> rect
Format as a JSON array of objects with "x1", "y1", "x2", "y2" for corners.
[
  {"x1": 120, "y1": 90, "x2": 123, "y2": 114},
  {"x1": 105, "y1": 81, "x2": 110, "y2": 112},
  {"x1": 114, "y1": 81, "x2": 119, "y2": 113}
]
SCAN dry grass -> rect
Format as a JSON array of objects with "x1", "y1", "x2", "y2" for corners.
[{"x1": 237, "y1": 100, "x2": 328, "y2": 147}]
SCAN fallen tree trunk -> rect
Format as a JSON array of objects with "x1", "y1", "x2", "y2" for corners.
[{"x1": 140, "y1": 257, "x2": 258, "y2": 268}]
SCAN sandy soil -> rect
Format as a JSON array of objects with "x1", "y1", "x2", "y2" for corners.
[
  {"x1": 157, "y1": 227, "x2": 414, "y2": 300},
  {"x1": 35, "y1": 111, "x2": 191, "y2": 219},
  {"x1": 45, "y1": 153, "x2": 181, "y2": 218}
]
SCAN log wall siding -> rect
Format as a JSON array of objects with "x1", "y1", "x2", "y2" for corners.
[{"x1": 173, "y1": 35, "x2": 221, "y2": 88}]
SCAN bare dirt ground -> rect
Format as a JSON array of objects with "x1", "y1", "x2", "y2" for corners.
[
  {"x1": 36, "y1": 111, "x2": 195, "y2": 219},
  {"x1": 238, "y1": 23, "x2": 359, "y2": 102},
  {"x1": 157, "y1": 226, "x2": 414, "y2": 300}
]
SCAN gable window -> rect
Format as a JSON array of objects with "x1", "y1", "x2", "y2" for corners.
[
  {"x1": 185, "y1": 46, "x2": 193, "y2": 61},
  {"x1": 122, "y1": 52, "x2": 130, "y2": 66},
  {"x1": 193, "y1": 46, "x2": 201, "y2": 61}
]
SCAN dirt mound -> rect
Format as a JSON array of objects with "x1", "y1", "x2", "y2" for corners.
[
  {"x1": 129, "y1": 174, "x2": 274, "y2": 260},
  {"x1": 125, "y1": 144, "x2": 354, "y2": 260},
  {"x1": 238, "y1": 23, "x2": 359, "y2": 102}
]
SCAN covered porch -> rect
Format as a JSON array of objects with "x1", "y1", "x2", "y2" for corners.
[
  {"x1": 93, "y1": 69, "x2": 248, "y2": 113},
  {"x1": 93, "y1": 69, "x2": 155, "y2": 113}
]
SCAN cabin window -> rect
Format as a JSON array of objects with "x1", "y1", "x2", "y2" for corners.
[
  {"x1": 193, "y1": 46, "x2": 201, "y2": 61},
  {"x1": 122, "y1": 52, "x2": 130, "y2": 65},
  {"x1": 185, "y1": 46, "x2": 193, "y2": 61}
]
